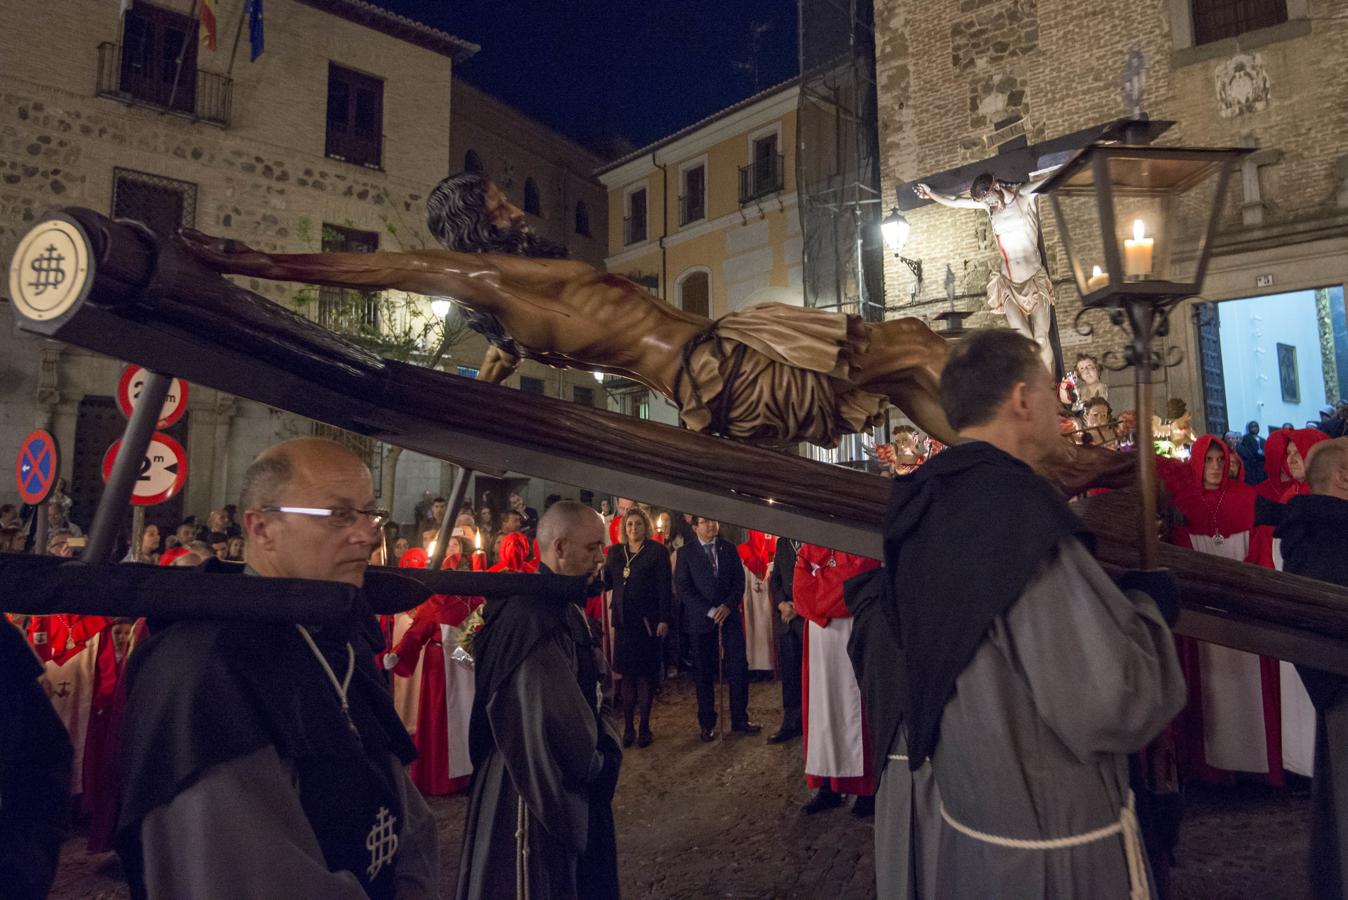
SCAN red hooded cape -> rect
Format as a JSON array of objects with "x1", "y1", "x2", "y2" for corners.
[
  {"x1": 1170, "y1": 435, "x2": 1256, "y2": 545},
  {"x1": 792, "y1": 545, "x2": 880, "y2": 626},
  {"x1": 737, "y1": 530, "x2": 776, "y2": 582}
]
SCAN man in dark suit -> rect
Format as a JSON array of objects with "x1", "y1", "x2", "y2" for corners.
[
  {"x1": 675, "y1": 516, "x2": 760, "y2": 741},
  {"x1": 767, "y1": 537, "x2": 803, "y2": 743}
]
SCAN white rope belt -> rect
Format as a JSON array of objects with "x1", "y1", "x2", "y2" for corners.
[
  {"x1": 887, "y1": 754, "x2": 909, "y2": 762},
  {"x1": 940, "y1": 789, "x2": 1149, "y2": 900}
]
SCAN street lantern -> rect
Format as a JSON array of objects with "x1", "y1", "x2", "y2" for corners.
[
  {"x1": 1039, "y1": 125, "x2": 1250, "y2": 567},
  {"x1": 880, "y1": 207, "x2": 911, "y2": 254}
]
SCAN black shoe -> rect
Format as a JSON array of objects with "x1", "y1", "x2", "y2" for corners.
[
  {"x1": 851, "y1": 795, "x2": 875, "y2": 818},
  {"x1": 731, "y1": 721, "x2": 762, "y2": 735},
  {"x1": 637, "y1": 731, "x2": 653, "y2": 748},
  {"x1": 767, "y1": 726, "x2": 802, "y2": 744},
  {"x1": 801, "y1": 788, "x2": 844, "y2": 815},
  {"x1": 699, "y1": 727, "x2": 716, "y2": 742},
  {"x1": 622, "y1": 730, "x2": 636, "y2": 748}
]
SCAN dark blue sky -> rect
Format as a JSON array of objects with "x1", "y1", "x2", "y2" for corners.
[{"x1": 376, "y1": 1, "x2": 799, "y2": 157}]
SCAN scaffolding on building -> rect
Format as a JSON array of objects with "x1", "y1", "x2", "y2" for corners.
[{"x1": 797, "y1": 0, "x2": 888, "y2": 467}]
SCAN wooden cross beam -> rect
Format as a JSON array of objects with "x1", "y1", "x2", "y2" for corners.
[{"x1": 8, "y1": 208, "x2": 1348, "y2": 675}]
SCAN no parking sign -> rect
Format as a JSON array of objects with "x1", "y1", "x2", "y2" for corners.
[
  {"x1": 101, "y1": 432, "x2": 188, "y2": 506},
  {"x1": 15, "y1": 429, "x2": 59, "y2": 505}
]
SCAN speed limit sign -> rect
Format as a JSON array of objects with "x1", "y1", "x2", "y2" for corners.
[{"x1": 101, "y1": 432, "x2": 188, "y2": 506}]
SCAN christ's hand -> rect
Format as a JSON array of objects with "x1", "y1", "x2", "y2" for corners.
[
  {"x1": 913, "y1": 183, "x2": 933, "y2": 200},
  {"x1": 178, "y1": 229, "x2": 279, "y2": 278}
]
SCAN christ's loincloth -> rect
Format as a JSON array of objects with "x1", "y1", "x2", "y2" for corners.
[
  {"x1": 672, "y1": 303, "x2": 890, "y2": 448},
  {"x1": 986, "y1": 268, "x2": 1054, "y2": 317}
]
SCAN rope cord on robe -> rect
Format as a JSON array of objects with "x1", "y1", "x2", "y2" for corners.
[
  {"x1": 515, "y1": 795, "x2": 530, "y2": 900},
  {"x1": 939, "y1": 790, "x2": 1149, "y2": 900}
]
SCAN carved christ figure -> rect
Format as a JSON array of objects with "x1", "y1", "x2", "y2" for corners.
[
  {"x1": 183, "y1": 172, "x2": 957, "y2": 450},
  {"x1": 180, "y1": 173, "x2": 1125, "y2": 489},
  {"x1": 914, "y1": 175, "x2": 1056, "y2": 371}
]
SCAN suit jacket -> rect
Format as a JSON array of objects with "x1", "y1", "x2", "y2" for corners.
[
  {"x1": 769, "y1": 539, "x2": 802, "y2": 640},
  {"x1": 675, "y1": 537, "x2": 745, "y2": 635}
]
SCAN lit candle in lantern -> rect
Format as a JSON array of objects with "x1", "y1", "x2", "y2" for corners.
[
  {"x1": 1123, "y1": 219, "x2": 1153, "y2": 278},
  {"x1": 1086, "y1": 265, "x2": 1108, "y2": 291}
]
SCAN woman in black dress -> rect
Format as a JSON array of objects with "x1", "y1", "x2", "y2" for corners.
[{"x1": 603, "y1": 508, "x2": 672, "y2": 747}]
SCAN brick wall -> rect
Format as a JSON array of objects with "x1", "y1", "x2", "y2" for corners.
[{"x1": 874, "y1": 0, "x2": 1348, "y2": 408}]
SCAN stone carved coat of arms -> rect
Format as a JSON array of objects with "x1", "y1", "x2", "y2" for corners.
[{"x1": 1215, "y1": 53, "x2": 1271, "y2": 118}]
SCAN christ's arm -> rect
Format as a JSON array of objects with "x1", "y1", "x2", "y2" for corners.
[
  {"x1": 913, "y1": 182, "x2": 984, "y2": 211},
  {"x1": 476, "y1": 345, "x2": 520, "y2": 384},
  {"x1": 178, "y1": 229, "x2": 546, "y2": 315}
]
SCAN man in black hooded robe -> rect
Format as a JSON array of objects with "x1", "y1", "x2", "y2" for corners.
[
  {"x1": 1277, "y1": 437, "x2": 1348, "y2": 900},
  {"x1": 868, "y1": 329, "x2": 1185, "y2": 899},
  {"x1": 457, "y1": 500, "x2": 622, "y2": 900}
]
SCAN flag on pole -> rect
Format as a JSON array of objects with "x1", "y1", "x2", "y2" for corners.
[
  {"x1": 200, "y1": 0, "x2": 218, "y2": 50},
  {"x1": 248, "y1": 0, "x2": 265, "y2": 61}
]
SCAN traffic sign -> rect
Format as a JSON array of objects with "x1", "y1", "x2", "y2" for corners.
[
  {"x1": 15, "y1": 429, "x2": 59, "y2": 505},
  {"x1": 101, "y1": 432, "x2": 188, "y2": 506},
  {"x1": 117, "y1": 366, "x2": 189, "y2": 429}
]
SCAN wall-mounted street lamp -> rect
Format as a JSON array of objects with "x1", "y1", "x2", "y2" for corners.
[
  {"x1": 1039, "y1": 123, "x2": 1250, "y2": 566},
  {"x1": 881, "y1": 207, "x2": 923, "y2": 296}
]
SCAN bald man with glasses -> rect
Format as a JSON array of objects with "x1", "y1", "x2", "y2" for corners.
[{"x1": 116, "y1": 438, "x2": 439, "y2": 900}]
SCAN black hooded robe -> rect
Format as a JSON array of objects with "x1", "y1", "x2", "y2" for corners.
[
  {"x1": 1276, "y1": 493, "x2": 1348, "y2": 900},
  {"x1": 456, "y1": 576, "x2": 621, "y2": 900}
]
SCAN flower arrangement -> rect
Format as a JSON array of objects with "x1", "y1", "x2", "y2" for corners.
[{"x1": 457, "y1": 605, "x2": 486, "y2": 660}]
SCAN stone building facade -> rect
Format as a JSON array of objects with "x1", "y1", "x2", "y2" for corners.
[
  {"x1": 874, "y1": 0, "x2": 1348, "y2": 432},
  {"x1": 596, "y1": 80, "x2": 803, "y2": 423}
]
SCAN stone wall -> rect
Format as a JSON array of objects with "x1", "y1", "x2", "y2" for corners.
[
  {"x1": 0, "y1": 0, "x2": 458, "y2": 519},
  {"x1": 874, "y1": 0, "x2": 1348, "y2": 415}
]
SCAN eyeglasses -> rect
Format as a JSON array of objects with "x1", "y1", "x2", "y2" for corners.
[{"x1": 261, "y1": 506, "x2": 391, "y2": 529}]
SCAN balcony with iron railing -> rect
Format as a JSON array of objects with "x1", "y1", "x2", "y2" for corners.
[
  {"x1": 623, "y1": 215, "x2": 647, "y2": 246},
  {"x1": 96, "y1": 42, "x2": 232, "y2": 126},
  {"x1": 738, "y1": 154, "x2": 785, "y2": 204},
  {"x1": 679, "y1": 193, "x2": 705, "y2": 226}
]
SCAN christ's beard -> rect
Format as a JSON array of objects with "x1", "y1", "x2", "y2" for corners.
[{"x1": 486, "y1": 225, "x2": 570, "y2": 260}]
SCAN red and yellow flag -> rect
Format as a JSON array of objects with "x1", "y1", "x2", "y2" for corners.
[{"x1": 200, "y1": 0, "x2": 218, "y2": 50}]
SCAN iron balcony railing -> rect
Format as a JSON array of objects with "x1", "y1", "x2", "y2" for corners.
[
  {"x1": 96, "y1": 42, "x2": 232, "y2": 127},
  {"x1": 623, "y1": 215, "x2": 647, "y2": 246},
  {"x1": 738, "y1": 154, "x2": 785, "y2": 204},
  {"x1": 679, "y1": 194, "x2": 705, "y2": 226}
]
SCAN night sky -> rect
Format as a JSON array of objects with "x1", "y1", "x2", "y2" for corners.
[{"x1": 374, "y1": 1, "x2": 799, "y2": 157}]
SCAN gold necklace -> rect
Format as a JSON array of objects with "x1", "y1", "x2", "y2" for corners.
[{"x1": 622, "y1": 542, "x2": 641, "y2": 581}]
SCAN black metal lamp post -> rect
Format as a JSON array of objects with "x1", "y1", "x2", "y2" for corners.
[{"x1": 1038, "y1": 125, "x2": 1250, "y2": 567}]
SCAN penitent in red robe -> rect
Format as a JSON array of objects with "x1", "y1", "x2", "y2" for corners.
[
  {"x1": 793, "y1": 545, "x2": 880, "y2": 796},
  {"x1": 83, "y1": 619, "x2": 149, "y2": 852},
  {"x1": 1244, "y1": 428, "x2": 1329, "y2": 779},
  {"x1": 393, "y1": 550, "x2": 481, "y2": 796},
  {"x1": 1163, "y1": 436, "x2": 1285, "y2": 782}
]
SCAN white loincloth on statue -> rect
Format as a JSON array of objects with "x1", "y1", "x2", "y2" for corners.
[
  {"x1": 1271, "y1": 538, "x2": 1316, "y2": 777},
  {"x1": 442, "y1": 624, "x2": 475, "y2": 781},
  {"x1": 805, "y1": 618, "x2": 865, "y2": 779},
  {"x1": 1190, "y1": 532, "x2": 1271, "y2": 772},
  {"x1": 742, "y1": 563, "x2": 775, "y2": 672},
  {"x1": 390, "y1": 612, "x2": 423, "y2": 736},
  {"x1": 45, "y1": 636, "x2": 98, "y2": 794}
]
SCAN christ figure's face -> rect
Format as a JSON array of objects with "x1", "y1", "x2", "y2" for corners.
[{"x1": 483, "y1": 182, "x2": 526, "y2": 236}]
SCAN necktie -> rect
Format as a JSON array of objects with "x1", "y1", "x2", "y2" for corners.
[{"x1": 704, "y1": 542, "x2": 719, "y2": 577}]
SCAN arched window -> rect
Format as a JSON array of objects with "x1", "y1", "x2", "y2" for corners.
[
  {"x1": 463, "y1": 149, "x2": 483, "y2": 174},
  {"x1": 523, "y1": 177, "x2": 541, "y2": 216},
  {"x1": 677, "y1": 269, "x2": 710, "y2": 318},
  {"x1": 574, "y1": 200, "x2": 591, "y2": 237}
]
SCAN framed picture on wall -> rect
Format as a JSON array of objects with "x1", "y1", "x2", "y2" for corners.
[{"x1": 1277, "y1": 343, "x2": 1300, "y2": 404}]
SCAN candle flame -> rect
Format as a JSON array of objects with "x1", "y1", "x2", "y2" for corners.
[
  {"x1": 1091, "y1": 265, "x2": 1103, "y2": 278},
  {"x1": 474, "y1": 531, "x2": 482, "y2": 550},
  {"x1": 1132, "y1": 219, "x2": 1146, "y2": 241}
]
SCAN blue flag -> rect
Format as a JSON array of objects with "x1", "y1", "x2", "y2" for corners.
[{"x1": 248, "y1": 0, "x2": 264, "y2": 61}]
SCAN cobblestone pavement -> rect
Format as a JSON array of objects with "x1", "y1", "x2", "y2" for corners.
[{"x1": 49, "y1": 676, "x2": 1310, "y2": 899}]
